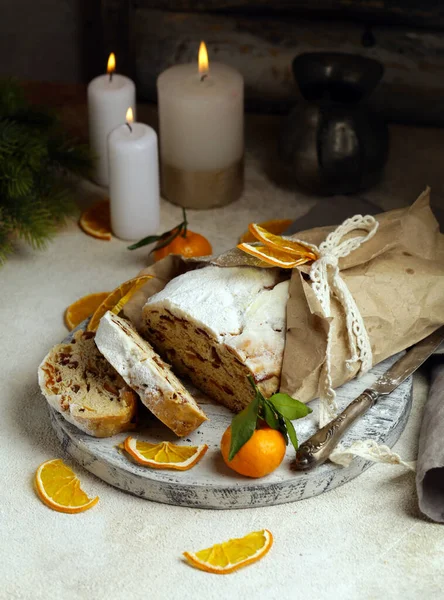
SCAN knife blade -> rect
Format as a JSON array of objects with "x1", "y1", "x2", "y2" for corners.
[
  {"x1": 370, "y1": 326, "x2": 444, "y2": 394},
  {"x1": 294, "y1": 326, "x2": 444, "y2": 471}
]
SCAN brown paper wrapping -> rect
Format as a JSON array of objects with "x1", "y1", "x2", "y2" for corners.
[{"x1": 125, "y1": 188, "x2": 444, "y2": 403}]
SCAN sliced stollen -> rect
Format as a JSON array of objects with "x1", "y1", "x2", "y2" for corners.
[
  {"x1": 38, "y1": 329, "x2": 138, "y2": 437},
  {"x1": 95, "y1": 311, "x2": 208, "y2": 437},
  {"x1": 142, "y1": 266, "x2": 289, "y2": 412}
]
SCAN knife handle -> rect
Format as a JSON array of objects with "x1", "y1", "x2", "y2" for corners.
[{"x1": 294, "y1": 389, "x2": 379, "y2": 471}]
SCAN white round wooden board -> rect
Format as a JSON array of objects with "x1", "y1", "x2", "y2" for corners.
[{"x1": 49, "y1": 325, "x2": 412, "y2": 509}]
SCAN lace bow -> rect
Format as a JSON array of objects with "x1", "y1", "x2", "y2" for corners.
[
  {"x1": 237, "y1": 214, "x2": 379, "y2": 427},
  {"x1": 306, "y1": 215, "x2": 379, "y2": 426}
]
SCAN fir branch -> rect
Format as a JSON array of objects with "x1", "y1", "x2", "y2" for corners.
[
  {"x1": 1, "y1": 158, "x2": 34, "y2": 198},
  {"x1": 1, "y1": 193, "x2": 55, "y2": 249},
  {"x1": 0, "y1": 79, "x2": 93, "y2": 263}
]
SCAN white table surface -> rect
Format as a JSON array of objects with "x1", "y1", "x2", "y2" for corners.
[{"x1": 2, "y1": 124, "x2": 444, "y2": 600}]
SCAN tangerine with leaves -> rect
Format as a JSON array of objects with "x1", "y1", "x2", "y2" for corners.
[
  {"x1": 154, "y1": 229, "x2": 212, "y2": 261},
  {"x1": 221, "y1": 424, "x2": 286, "y2": 478},
  {"x1": 220, "y1": 376, "x2": 312, "y2": 478},
  {"x1": 128, "y1": 208, "x2": 212, "y2": 261}
]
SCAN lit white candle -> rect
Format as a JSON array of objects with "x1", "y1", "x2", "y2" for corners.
[
  {"x1": 108, "y1": 108, "x2": 160, "y2": 241},
  {"x1": 88, "y1": 53, "x2": 136, "y2": 186},
  {"x1": 157, "y1": 42, "x2": 244, "y2": 209}
]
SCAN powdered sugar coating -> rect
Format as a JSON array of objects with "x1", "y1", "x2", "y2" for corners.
[{"x1": 144, "y1": 266, "x2": 289, "y2": 381}]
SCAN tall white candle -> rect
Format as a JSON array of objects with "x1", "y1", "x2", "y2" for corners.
[
  {"x1": 108, "y1": 108, "x2": 160, "y2": 241},
  {"x1": 88, "y1": 53, "x2": 136, "y2": 186},
  {"x1": 157, "y1": 42, "x2": 244, "y2": 208}
]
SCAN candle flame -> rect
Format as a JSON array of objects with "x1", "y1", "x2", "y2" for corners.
[
  {"x1": 198, "y1": 41, "x2": 209, "y2": 75},
  {"x1": 107, "y1": 52, "x2": 116, "y2": 74},
  {"x1": 126, "y1": 107, "x2": 134, "y2": 124}
]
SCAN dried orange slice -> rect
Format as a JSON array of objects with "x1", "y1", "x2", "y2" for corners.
[
  {"x1": 239, "y1": 218, "x2": 294, "y2": 244},
  {"x1": 34, "y1": 459, "x2": 99, "y2": 514},
  {"x1": 124, "y1": 436, "x2": 208, "y2": 470},
  {"x1": 87, "y1": 274, "x2": 154, "y2": 332},
  {"x1": 183, "y1": 529, "x2": 273, "y2": 574},
  {"x1": 79, "y1": 200, "x2": 111, "y2": 240},
  {"x1": 237, "y1": 242, "x2": 311, "y2": 269},
  {"x1": 248, "y1": 223, "x2": 318, "y2": 260},
  {"x1": 64, "y1": 291, "x2": 110, "y2": 331}
]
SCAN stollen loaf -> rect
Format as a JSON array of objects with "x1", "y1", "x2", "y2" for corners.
[
  {"x1": 142, "y1": 266, "x2": 289, "y2": 412},
  {"x1": 127, "y1": 189, "x2": 444, "y2": 416},
  {"x1": 95, "y1": 311, "x2": 208, "y2": 436}
]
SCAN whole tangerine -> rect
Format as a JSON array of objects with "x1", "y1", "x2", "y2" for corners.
[
  {"x1": 154, "y1": 229, "x2": 212, "y2": 262},
  {"x1": 220, "y1": 425, "x2": 286, "y2": 478}
]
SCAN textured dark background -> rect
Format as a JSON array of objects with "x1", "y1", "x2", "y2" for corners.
[
  {"x1": 3, "y1": 1, "x2": 444, "y2": 124},
  {"x1": 0, "y1": 0, "x2": 102, "y2": 83},
  {"x1": 3, "y1": 0, "x2": 444, "y2": 81}
]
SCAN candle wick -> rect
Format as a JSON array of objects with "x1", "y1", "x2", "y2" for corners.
[
  {"x1": 200, "y1": 73, "x2": 208, "y2": 82},
  {"x1": 126, "y1": 122, "x2": 133, "y2": 133},
  {"x1": 109, "y1": 71, "x2": 114, "y2": 82}
]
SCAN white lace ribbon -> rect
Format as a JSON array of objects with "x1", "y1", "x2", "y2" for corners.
[
  {"x1": 329, "y1": 440, "x2": 416, "y2": 471},
  {"x1": 296, "y1": 215, "x2": 379, "y2": 427}
]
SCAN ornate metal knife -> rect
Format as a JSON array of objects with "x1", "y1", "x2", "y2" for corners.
[{"x1": 294, "y1": 326, "x2": 444, "y2": 471}]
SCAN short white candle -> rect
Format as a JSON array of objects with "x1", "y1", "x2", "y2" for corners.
[
  {"x1": 108, "y1": 108, "x2": 160, "y2": 241},
  {"x1": 88, "y1": 53, "x2": 136, "y2": 186},
  {"x1": 157, "y1": 42, "x2": 244, "y2": 208}
]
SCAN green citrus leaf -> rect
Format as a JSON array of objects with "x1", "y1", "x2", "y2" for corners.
[
  {"x1": 262, "y1": 399, "x2": 279, "y2": 429},
  {"x1": 268, "y1": 393, "x2": 312, "y2": 420},
  {"x1": 228, "y1": 394, "x2": 260, "y2": 461},
  {"x1": 128, "y1": 222, "x2": 184, "y2": 251},
  {"x1": 284, "y1": 417, "x2": 299, "y2": 451},
  {"x1": 127, "y1": 233, "x2": 166, "y2": 250}
]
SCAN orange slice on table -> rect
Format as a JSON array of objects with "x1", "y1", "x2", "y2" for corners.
[
  {"x1": 248, "y1": 223, "x2": 318, "y2": 260},
  {"x1": 239, "y1": 218, "x2": 294, "y2": 244},
  {"x1": 124, "y1": 436, "x2": 208, "y2": 470},
  {"x1": 79, "y1": 200, "x2": 112, "y2": 240},
  {"x1": 87, "y1": 274, "x2": 154, "y2": 332},
  {"x1": 183, "y1": 529, "x2": 273, "y2": 574},
  {"x1": 237, "y1": 242, "x2": 311, "y2": 269},
  {"x1": 64, "y1": 291, "x2": 110, "y2": 331},
  {"x1": 34, "y1": 459, "x2": 99, "y2": 514}
]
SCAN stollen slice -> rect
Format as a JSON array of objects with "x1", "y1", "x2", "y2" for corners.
[
  {"x1": 38, "y1": 329, "x2": 138, "y2": 437},
  {"x1": 95, "y1": 311, "x2": 208, "y2": 437}
]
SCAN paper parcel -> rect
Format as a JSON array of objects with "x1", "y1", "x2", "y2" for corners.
[{"x1": 125, "y1": 189, "x2": 444, "y2": 404}]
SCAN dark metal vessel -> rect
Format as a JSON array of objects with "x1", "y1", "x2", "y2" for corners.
[{"x1": 280, "y1": 52, "x2": 389, "y2": 195}]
